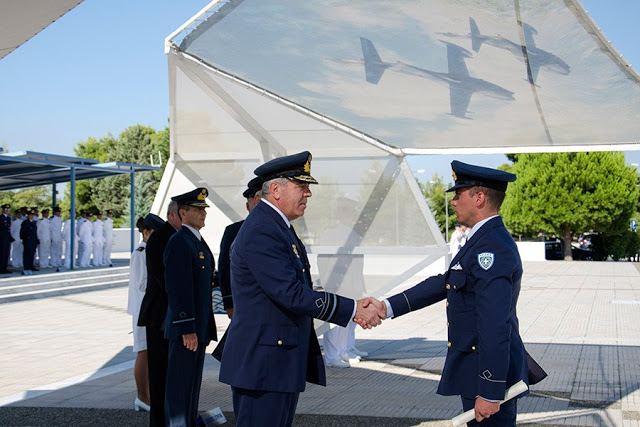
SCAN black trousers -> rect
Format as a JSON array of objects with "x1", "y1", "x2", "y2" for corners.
[
  {"x1": 0, "y1": 236, "x2": 10, "y2": 271},
  {"x1": 22, "y1": 243, "x2": 36, "y2": 270},
  {"x1": 165, "y1": 338, "x2": 206, "y2": 427},
  {"x1": 145, "y1": 326, "x2": 168, "y2": 427},
  {"x1": 461, "y1": 395, "x2": 517, "y2": 426},
  {"x1": 232, "y1": 387, "x2": 299, "y2": 427}
]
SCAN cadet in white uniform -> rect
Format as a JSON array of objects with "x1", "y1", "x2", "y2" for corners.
[
  {"x1": 62, "y1": 213, "x2": 78, "y2": 268},
  {"x1": 78, "y1": 212, "x2": 93, "y2": 267},
  {"x1": 10, "y1": 208, "x2": 24, "y2": 268},
  {"x1": 36, "y1": 208, "x2": 51, "y2": 268},
  {"x1": 49, "y1": 207, "x2": 63, "y2": 267},
  {"x1": 102, "y1": 209, "x2": 114, "y2": 266},
  {"x1": 92, "y1": 211, "x2": 105, "y2": 266}
]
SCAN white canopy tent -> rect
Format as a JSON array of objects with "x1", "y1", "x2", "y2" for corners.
[
  {"x1": 0, "y1": 0, "x2": 83, "y2": 60},
  {"x1": 157, "y1": 0, "x2": 640, "y2": 305}
]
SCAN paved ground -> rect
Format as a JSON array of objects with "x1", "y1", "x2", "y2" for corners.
[{"x1": 0, "y1": 260, "x2": 639, "y2": 426}]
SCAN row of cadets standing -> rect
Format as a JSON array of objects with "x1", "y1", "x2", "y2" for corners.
[
  {"x1": 76, "y1": 210, "x2": 114, "y2": 268},
  {"x1": 1, "y1": 206, "x2": 114, "y2": 272}
]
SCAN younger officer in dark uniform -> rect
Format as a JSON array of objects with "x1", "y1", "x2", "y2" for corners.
[
  {"x1": 0, "y1": 204, "x2": 13, "y2": 274},
  {"x1": 164, "y1": 188, "x2": 217, "y2": 427},
  {"x1": 20, "y1": 209, "x2": 39, "y2": 272},
  {"x1": 219, "y1": 176, "x2": 263, "y2": 318},
  {"x1": 379, "y1": 161, "x2": 528, "y2": 426}
]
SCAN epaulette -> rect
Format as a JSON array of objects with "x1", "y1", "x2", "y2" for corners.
[{"x1": 137, "y1": 246, "x2": 145, "y2": 252}]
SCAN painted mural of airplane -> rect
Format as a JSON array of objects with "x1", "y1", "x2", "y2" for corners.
[
  {"x1": 442, "y1": 18, "x2": 570, "y2": 84},
  {"x1": 359, "y1": 37, "x2": 514, "y2": 119}
]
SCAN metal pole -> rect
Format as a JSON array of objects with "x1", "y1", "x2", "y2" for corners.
[
  {"x1": 70, "y1": 167, "x2": 75, "y2": 270},
  {"x1": 130, "y1": 171, "x2": 135, "y2": 253},
  {"x1": 52, "y1": 183, "x2": 57, "y2": 207}
]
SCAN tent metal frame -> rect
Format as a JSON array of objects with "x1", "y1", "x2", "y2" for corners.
[{"x1": 0, "y1": 151, "x2": 160, "y2": 269}]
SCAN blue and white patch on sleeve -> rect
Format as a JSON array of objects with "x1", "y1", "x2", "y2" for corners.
[{"x1": 478, "y1": 252, "x2": 495, "y2": 271}]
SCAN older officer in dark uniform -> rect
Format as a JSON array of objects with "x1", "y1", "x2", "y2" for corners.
[
  {"x1": 0, "y1": 204, "x2": 13, "y2": 274},
  {"x1": 219, "y1": 151, "x2": 383, "y2": 427},
  {"x1": 138, "y1": 201, "x2": 181, "y2": 427},
  {"x1": 218, "y1": 176, "x2": 263, "y2": 318},
  {"x1": 164, "y1": 188, "x2": 217, "y2": 427},
  {"x1": 20, "y1": 209, "x2": 39, "y2": 273},
  {"x1": 377, "y1": 161, "x2": 528, "y2": 426}
]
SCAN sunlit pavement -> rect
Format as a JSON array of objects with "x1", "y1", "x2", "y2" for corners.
[{"x1": 0, "y1": 261, "x2": 639, "y2": 426}]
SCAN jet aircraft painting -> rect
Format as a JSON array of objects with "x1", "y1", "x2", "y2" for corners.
[
  {"x1": 442, "y1": 18, "x2": 570, "y2": 84},
  {"x1": 358, "y1": 37, "x2": 514, "y2": 119}
]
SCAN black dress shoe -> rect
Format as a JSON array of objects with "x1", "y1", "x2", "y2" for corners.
[
  {"x1": 0, "y1": 270, "x2": 12, "y2": 274},
  {"x1": 32, "y1": 268, "x2": 39, "y2": 271}
]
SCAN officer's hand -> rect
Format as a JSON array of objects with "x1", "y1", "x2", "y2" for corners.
[
  {"x1": 182, "y1": 333, "x2": 198, "y2": 352},
  {"x1": 226, "y1": 308, "x2": 234, "y2": 319},
  {"x1": 474, "y1": 397, "x2": 500, "y2": 422}
]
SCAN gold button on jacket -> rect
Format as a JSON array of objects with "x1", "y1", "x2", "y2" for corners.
[{"x1": 277, "y1": 340, "x2": 283, "y2": 346}]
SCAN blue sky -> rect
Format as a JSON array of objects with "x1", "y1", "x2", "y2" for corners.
[{"x1": 0, "y1": 0, "x2": 638, "y2": 183}]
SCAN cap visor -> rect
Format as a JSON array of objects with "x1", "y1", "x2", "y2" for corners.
[
  {"x1": 292, "y1": 175, "x2": 319, "y2": 184},
  {"x1": 446, "y1": 183, "x2": 473, "y2": 192},
  {"x1": 190, "y1": 202, "x2": 210, "y2": 208}
]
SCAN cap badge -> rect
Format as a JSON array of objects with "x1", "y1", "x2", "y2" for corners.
[
  {"x1": 197, "y1": 189, "x2": 207, "y2": 201},
  {"x1": 292, "y1": 244, "x2": 300, "y2": 258},
  {"x1": 303, "y1": 154, "x2": 311, "y2": 173},
  {"x1": 452, "y1": 171, "x2": 457, "y2": 181}
]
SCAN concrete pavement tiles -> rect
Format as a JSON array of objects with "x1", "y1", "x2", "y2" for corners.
[{"x1": 0, "y1": 261, "x2": 639, "y2": 426}]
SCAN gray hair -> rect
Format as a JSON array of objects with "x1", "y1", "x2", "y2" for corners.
[
  {"x1": 166, "y1": 200, "x2": 178, "y2": 217},
  {"x1": 261, "y1": 178, "x2": 289, "y2": 197}
]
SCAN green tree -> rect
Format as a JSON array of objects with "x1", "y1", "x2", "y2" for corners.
[
  {"x1": 0, "y1": 187, "x2": 51, "y2": 213},
  {"x1": 502, "y1": 152, "x2": 638, "y2": 260},
  {"x1": 60, "y1": 125, "x2": 169, "y2": 226},
  {"x1": 420, "y1": 174, "x2": 456, "y2": 240}
]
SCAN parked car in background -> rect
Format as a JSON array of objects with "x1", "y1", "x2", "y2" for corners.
[
  {"x1": 578, "y1": 233, "x2": 607, "y2": 261},
  {"x1": 545, "y1": 239, "x2": 564, "y2": 260}
]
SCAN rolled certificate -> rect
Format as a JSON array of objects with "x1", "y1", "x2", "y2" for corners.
[{"x1": 451, "y1": 380, "x2": 528, "y2": 427}]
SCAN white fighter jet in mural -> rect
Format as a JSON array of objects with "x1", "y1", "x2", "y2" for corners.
[
  {"x1": 442, "y1": 18, "x2": 570, "y2": 84},
  {"x1": 359, "y1": 37, "x2": 514, "y2": 119}
]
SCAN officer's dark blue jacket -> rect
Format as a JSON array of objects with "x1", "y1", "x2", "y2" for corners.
[
  {"x1": 219, "y1": 201, "x2": 355, "y2": 393},
  {"x1": 218, "y1": 220, "x2": 243, "y2": 310},
  {"x1": 388, "y1": 216, "x2": 528, "y2": 400},
  {"x1": 163, "y1": 226, "x2": 217, "y2": 342}
]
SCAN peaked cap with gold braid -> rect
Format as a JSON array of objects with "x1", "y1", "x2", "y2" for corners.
[
  {"x1": 171, "y1": 187, "x2": 210, "y2": 208},
  {"x1": 254, "y1": 151, "x2": 318, "y2": 184}
]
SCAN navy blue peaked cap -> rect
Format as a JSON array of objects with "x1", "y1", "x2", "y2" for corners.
[
  {"x1": 171, "y1": 187, "x2": 210, "y2": 208},
  {"x1": 242, "y1": 176, "x2": 264, "y2": 199},
  {"x1": 446, "y1": 160, "x2": 516, "y2": 193},
  {"x1": 144, "y1": 213, "x2": 165, "y2": 231},
  {"x1": 254, "y1": 151, "x2": 318, "y2": 184}
]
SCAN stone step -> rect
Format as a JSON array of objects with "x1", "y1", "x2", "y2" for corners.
[{"x1": 0, "y1": 267, "x2": 130, "y2": 304}]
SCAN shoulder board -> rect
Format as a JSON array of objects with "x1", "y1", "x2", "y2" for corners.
[{"x1": 137, "y1": 246, "x2": 145, "y2": 252}]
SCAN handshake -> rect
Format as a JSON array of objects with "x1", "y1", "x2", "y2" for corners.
[{"x1": 353, "y1": 297, "x2": 387, "y2": 329}]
